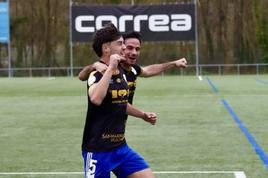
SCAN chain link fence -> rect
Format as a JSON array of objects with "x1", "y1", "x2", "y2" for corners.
[{"x1": 0, "y1": 63, "x2": 268, "y2": 77}]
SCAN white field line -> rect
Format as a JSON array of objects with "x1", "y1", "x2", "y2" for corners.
[
  {"x1": 0, "y1": 171, "x2": 246, "y2": 177},
  {"x1": 234, "y1": 171, "x2": 247, "y2": 178},
  {"x1": 154, "y1": 171, "x2": 246, "y2": 178}
]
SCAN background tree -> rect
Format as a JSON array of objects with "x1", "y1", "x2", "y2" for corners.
[{"x1": 1, "y1": 0, "x2": 267, "y2": 75}]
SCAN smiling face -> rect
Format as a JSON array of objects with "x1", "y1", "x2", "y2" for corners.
[{"x1": 123, "y1": 38, "x2": 141, "y2": 65}]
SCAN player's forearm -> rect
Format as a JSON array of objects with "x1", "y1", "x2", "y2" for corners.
[
  {"x1": 78, "y1": 65, "x2": 94, "y2": 81},
  {"x1": 141, "y1": 62, "x2": 175, "y2": 77},
  {"x1": 126, "y1": 103, "x2": 157, "y2": 125},
  {"x1": 126, "y1": 103, "x2": 146, "y2": 119},
  {"x1": 88, "y1": 67, "x2": 113, "y2": 105}
]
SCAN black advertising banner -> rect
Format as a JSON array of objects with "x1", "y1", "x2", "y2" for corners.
[{"x1": 72, "y1": 4, "x2": 195, "y2": 42}]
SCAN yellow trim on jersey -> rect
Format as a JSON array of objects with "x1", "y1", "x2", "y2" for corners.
[{"x1": 89, "y1": 71, "x2": 97, "y2": 76}]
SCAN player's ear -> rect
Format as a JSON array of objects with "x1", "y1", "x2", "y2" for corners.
[{"x1": 102, "y1": 42, "x2": 110, "y2": 55}]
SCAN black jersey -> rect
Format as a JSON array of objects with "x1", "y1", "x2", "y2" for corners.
[
  {"x1": 123, "y1": 64, "x2": 142, "y2": 104},
  {"x1": 82, "y1": 67, "x2": 129, "y2": 152}
]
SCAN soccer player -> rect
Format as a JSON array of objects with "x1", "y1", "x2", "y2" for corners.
[
  {"x1": 82, "y1": 23, "x2": 156, "y2": 178},
  {"x1": 78, "y1": 31, "x2": 187, "y2": 104}
]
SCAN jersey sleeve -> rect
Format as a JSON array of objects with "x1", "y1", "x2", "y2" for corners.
[
  {"x1": 87, "y1": 70, "x2": 103, "y2": 87},
  {"x1": 132, "y1": 64, "x2": 142, "y2": 76}
]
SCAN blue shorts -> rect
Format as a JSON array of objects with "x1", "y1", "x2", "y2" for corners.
[{"x1": 82, "y1": 144, "x2": 149, "y2": 178}]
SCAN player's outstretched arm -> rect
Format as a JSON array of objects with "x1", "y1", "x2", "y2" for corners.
[
  {"x1": 140, "y1": 58, "x2": 187, "y2": 77},
  {"x1": 78, "y1": 62, "x2": 108, "y2": 81},
  {"x1": 126, "y1": 103, "x2": 157, "y2": 125}
]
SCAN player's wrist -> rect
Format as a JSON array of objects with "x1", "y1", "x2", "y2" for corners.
[
  {"x1": 141, "y1": 112, "x2": 147, "y2": 120},
  {"x1": 102, "y1": 67, "x2": 114, "y2": 78}
]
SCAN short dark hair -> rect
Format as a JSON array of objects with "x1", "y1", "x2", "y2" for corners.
[
  {"x1": 123, "y1": 31, "x2": 142, "y2": 44},
  {"x1": 92, "y1": 23, "x2": 122, "y2": 57}
]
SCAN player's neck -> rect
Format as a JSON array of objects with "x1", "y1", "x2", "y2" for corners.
[
  {"x1": 120, "y1": 62, "x2": 131, "y2": 70},
  {"x1": 99, "y1": 56, "x2": 109, "y2": 65}
]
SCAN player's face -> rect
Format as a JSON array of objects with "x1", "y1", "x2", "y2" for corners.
[
  {"x1": 109, "y1": 37, "x2": 125, "y2": 56},
  {"x1": 123, "y1": 38, "x2": 141, "y2": 65}
]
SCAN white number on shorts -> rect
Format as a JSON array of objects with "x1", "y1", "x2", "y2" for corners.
[
  {"x1": 86, "y1": 157, "x2": 98, "y2": 178},
  {"x1": 88, "y1": 159, "x2": 97, "y2": 174},
  {"x1": 86, "y1": 152, "x2": 98, "y2": 178}
]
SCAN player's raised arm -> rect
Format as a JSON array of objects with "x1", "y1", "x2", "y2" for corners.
[
  {"x1": 78, "y1": 62, "x2": 108, "y2": 81},
  {"x1": 140, "y1": 58, "x2": 188, "y2": 77},
  {"x1": 126, "y1": 103, "x2": 157, "y2": 125},
  {"x1": 88, "y1": 54, "x2": 121, "y2": 105}
]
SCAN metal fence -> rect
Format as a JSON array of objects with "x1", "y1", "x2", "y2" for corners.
[{"x1": 0, "y1": 63, "x2": 268, "y2": 77}]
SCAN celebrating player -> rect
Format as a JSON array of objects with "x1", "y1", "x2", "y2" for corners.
[
  {"x1": 81, "y1": 23, "x2": 156, "y2": 178},
  {"x1": 79, "y1": 31, "x2": 187, "y2": 104}
]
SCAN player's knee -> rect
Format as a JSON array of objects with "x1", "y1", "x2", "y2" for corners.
[{"x1": 127, "y1": 168, "x2": 155, "y2": 178}]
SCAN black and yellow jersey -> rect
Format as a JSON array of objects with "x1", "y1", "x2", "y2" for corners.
[
  {"x1": 82, "y1": 67, "x2": 129, "y2": 152},
  {"x1": 123, "y1": 64, "x2": 142, "y2": 104}
]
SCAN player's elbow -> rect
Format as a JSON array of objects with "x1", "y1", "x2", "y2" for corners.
[
  {"x1": 90, "y1": 96, "x2": 102, "y2": 106},
  {"x1": 141, "y1": 69, "x2": 155, "y2": 77},
  {"x1": 88, "y1": 86, "x2": 104, "y2": 105},
  {"x1": 140, "y1": 72, "x2": 154, "y2": 78},
  {"x1": 78, "y1": 74, "x2": 87, "y2": 81}
]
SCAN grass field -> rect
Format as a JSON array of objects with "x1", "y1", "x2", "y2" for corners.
[{"x1": 0, "y1": 75, "x2": 268, "y2": 178}]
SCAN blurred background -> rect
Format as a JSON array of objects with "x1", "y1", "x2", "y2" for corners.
[{"x1": 0, "y1": 0, "x2": 267, "y2": 76}]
